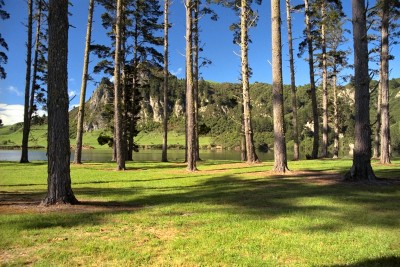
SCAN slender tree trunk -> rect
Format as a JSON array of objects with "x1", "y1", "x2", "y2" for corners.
[
  {"x1": 20, "y1": 0, "x2": 33, "y2": 163},
  {"x1": 162, "y1": 0, "x2": 169, "y2": 162},
  {"x1": 241, "y1": 0, "x2": 258, "y2": 163},
  {"x1": 185, "y1": 0, "x2": 196, "y2": 171},
  {"x1": 114, "y1": 0, "x2": 125, "y2": 170},
  {"x1": 321, "y1": 0, "x2": 329, "y2": 158},
  {"x1": 271, "y1": 0, "x2": 289, "y2": 173},
  {"x1": 74, "y1": 0, "x2": 95, "y2": 164},
  {"x1": 373, "y1": 78, "x2": 381, "y2": 159},
  {"x1": 193, "y1": 0, "x2": 201, "y2": 161},
  {"x1": 42, "y1": 0, "x2": 78, "y2": 205},
  {"x1": 285, "y1": 0, "x2": 299, "y2": 161},
  {"x1": 344, "y1": 0, "x2": 376, "y2": 181},
  {"x1": 304, "y1": 0, "x2": 319, "y2": 159},
  {"x1": 380, "y1": 0, "x2": 390, "y2": 164},
  {"x1": 28, "y1": 0, "x2": 42, "y2": 145},
  {"x1": 332, "y1": 66, "x2": 339, "y2": 158}
]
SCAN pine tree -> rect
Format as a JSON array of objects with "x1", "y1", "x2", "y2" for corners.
[
  {"x1": 285, "y1": 0, "x2": 300, "y2": 160},
  {"x1": 185, "y1": 0, "x2": 197, "y2": 171},
  {"x1": 344, "y1": 0, "x2": 377, "y2": 181},
  {"x1": 42, "y1": 0, "x2": 78, "y2": 205},
  {"x1": 20, "y1": 0, "x2": 34, "y2": 163},
  {"x1": 162, "y1": 0, "x2": 170, "y2": 162},
  {"x1": 271, "y1": 0, "x2": 288, "y2": 172},
  {"x1": 0, "y1": 0, "x2": 9, "y2": 80},
  {"x1": 74, "y1": 0, "x2": 95, "y2": 164}
]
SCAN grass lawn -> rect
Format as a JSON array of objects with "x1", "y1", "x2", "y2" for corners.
[{"x1": 0, "y1": 159, "x2": 399, "y2": 266}]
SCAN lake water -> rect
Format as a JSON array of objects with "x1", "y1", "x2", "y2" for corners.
[{"x1": 0, "y1": 149, "x2": 279, "y2": 162}]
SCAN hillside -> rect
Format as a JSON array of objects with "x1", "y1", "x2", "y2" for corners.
[{"x1": 2, "y1": 78, "x2": 400, "y2": 154}]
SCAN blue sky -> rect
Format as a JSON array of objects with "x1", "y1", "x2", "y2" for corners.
[{"x1": 0, "y1": 0, "x2": 396, "y2": 125}]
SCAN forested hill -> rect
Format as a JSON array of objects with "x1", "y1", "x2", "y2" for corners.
[{"x1": 68, "y1": 76, "x2": 400, "y2": 155}]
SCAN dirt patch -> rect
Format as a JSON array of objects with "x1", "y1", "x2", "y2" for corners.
[{"x1": 0, "y1": 195, "x2": 141, "y2": 215}]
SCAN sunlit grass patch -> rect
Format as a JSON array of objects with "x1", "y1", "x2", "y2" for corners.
[{"x1": 0, "y1": 159, "x2": 399, "y2": 266}]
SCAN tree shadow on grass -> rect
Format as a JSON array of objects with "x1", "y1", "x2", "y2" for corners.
[
  {"x1": 331, "y1": 256, "x2": 400, "y2": 267},
  {"x1": 1, "y1": 164, "x2": 399, "y2": 231}
]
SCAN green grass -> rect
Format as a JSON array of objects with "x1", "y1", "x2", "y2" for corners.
[{"x1": 0, "y1": 159, "x2": 400, "y2": 266}]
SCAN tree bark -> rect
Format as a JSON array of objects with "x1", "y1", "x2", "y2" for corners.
[
  {"x1": 241, "y1": 0, "x2": 258, "y2": 163},
  {"x1": 162, "y1": 0, "x2": 169, "y2": 162},
  {"x1": 332, "y1": 65, "x2": 339, "y2": 158},
  {"x1": 373, "y1": 80, "x2": 381, "y2": 159},
  {"x1": 185, "y1": 0, "x2": 197, "y2": 171},
  {"x1": 344, "y1": 0, "x2": 376, "y2": 181},
  {"x1": 193, "y1": 0, "x2": 201, "y2": 161},
  {"x1": 304, "y1": 0, "x2": 319, "y2": 159},
  {"x1": 285, "y1": 0, "x2": 299, "y2": 161},
  {"x1": 380, "y1": 0, "x2": 391, "y2": 164},
  {"x1": 271, "y1": 0, "x2": 289, "y2": 173},
  {"x1": 321, "y1": 0, "x2": 329, "y2": 158},
  {"x1": 42, "y1": 0, "x2": 78, "y2": 205},
  {"x1": 114, "y1": 0, "x2": 125, "y2": 170},
  {"x1": 74, "y1": 0, "x2": 95, "y2": 164},
  {"x1": 20, "y1": 0, "x2": 33, "y2": 163}
]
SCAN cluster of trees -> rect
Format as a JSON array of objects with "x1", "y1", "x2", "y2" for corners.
[{"x1": 1, "y1": 0, "x2": 399, "y2": 205}]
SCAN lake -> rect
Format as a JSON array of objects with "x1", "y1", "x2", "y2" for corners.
[{"x1": 0, "y1": 149, "x2": 279, "y2": 162}]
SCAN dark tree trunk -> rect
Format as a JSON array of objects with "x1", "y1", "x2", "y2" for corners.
[
  {"x1": 241, "y1": 0, "x2": 258, "y2": 163},
  {"x1": 20, "y1": 0, "x2": 33, "y2": 163},
  {"x1": 304, "y1": 0, "x2": 319, "y2": 159},
  {"x1": 380, "y1": 0, "x2": 390, "y2": 164},
  {"x1": 186, "y1": 0, "x2": 196, "y2": 171},
  {"x1": 271, "y1": 0, "x2": 289, "y2": 173},
  {"x1": 42, "y1": 0, "x2": 78, "y2": 205},
  {"x1": 74, "y1": 0, "x2": 95, "y2": 164},
  {"x1": 285, "y1": 0, "x2": 299, "y2": 161},
  {"x1": 344, "y1": 0, "x2": 376, "y2": 181},
  {"x1": 162, "y1": 0, "x2": 169, "y2": 162},
  {"x1": 114, "y1": 0, "x2": 125, "y2": 170}
]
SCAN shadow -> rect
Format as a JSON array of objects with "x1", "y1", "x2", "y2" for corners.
[
  {"x1": 331, "y1": 256, "x2": 400, "y2": 267},
  {"x1": 1, "y1": 162, "x2": 400, "y2": 231}
]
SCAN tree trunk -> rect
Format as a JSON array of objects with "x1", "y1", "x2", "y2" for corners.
[
  {"x1": 162, "y1": 0, "x2": 169, "y2": 162},
  {"x1": 285, "y1": 0, "x2": 299, "y2": 161},
  {"x1": 344, "y1": 0, "x2": 376, "y2": 181},
  {"x1": 241, "y1": 0, "x2": 258, "y2": 163},
  {"x1": 373, "y1": 79, "x2": 381, "y2": 159},
  {"x1": 114, "y1": 0, "x2": 125, "y2": 170},
  {"x1": 42, "y1": 0, "x2": 78, "y2": 205},
  {"x1": 193, "y1": 0, "x2": 201, "y2": 161},
  {"x1": 271, "y1": 0, "x2": 289, "y2": 173},
  {"x1": 20, "y1": 0, "x2": 33, "y2": 163},
  {"x1": 332, "y1": 66, "x2": 339, "y2": 158},
  {"x1": 185, "y1": 0, "x2": 196, "y2": 171},
  {"x1": 74, "y1": 0, "x2": 94, "y2": 164},
  {"x1": 304, "y1": 0, "x2": 319, "y2": 159},
  {"x1": 380, "y1": 0, "x2": 390, "y2": 164},
  {"x1": 321, "y1": 0, "x2": 329, "y2": 158}
]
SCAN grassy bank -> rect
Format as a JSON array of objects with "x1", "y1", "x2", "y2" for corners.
[
  {"x1": 0, "y1": 124, "x2": 210, "y2": 149},
  {"x1": 1, "y1": 159, "x2": 400, "y2": 266}
]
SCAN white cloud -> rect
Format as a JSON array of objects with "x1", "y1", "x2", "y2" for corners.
[
  {"x1": 109, "y1": 76, "x2": 115, "y2": 83},
  {"x1": 0, "y1": 104, "x2": 48, "y2": 126},
  {"x1": 69, "y1": 90, "x2": 77, "y2": 98},
  {"x1": 7, "y1": 86, "x2": 23, "y2": 97},
  {"x1": 0, "y1": 104, "x2": 24, "y2": 125},
  {"x1": 171, "y1": 68, "x2": 183, "y2": 77}
]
